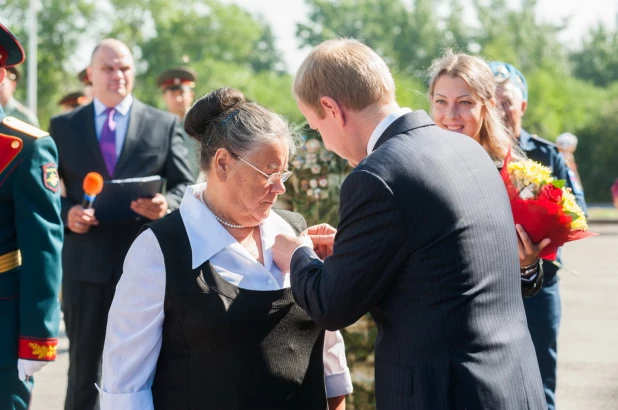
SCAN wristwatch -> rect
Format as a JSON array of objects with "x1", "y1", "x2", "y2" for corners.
[{"x1": 521, "y1": 259, "x2": 544, "y2": 298}]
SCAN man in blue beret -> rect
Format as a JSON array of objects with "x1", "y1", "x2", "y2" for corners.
[
  {"x1": 0, "y1": 22, "x2": 63, "y2": 410},
  {"x1": 490, "y1": 61, "x2": 588, "y2": 410}
]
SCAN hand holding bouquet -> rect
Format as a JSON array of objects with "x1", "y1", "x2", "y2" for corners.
[{"x1": 500, "y1": 150, "x2": 597, "y2": 260}]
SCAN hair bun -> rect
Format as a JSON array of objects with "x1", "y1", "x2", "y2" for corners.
[{"x1": 184, "y1": 87, "x2": 246, "y2": 140}]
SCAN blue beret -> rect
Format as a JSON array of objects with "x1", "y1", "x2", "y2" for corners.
[
  {"x1": 0, "y1": 23, "x2": 25, "y2": 68},
  {"x1": 488, "y1": 61, "x2": 528, "y2": 101}
]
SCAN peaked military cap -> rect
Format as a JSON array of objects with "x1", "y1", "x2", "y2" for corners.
[
  {"x1": 0, "y1": 23, "x2": 25, "y2": 68},
  {"x1": 488, "y1": 61, "x2": 528, "y2": 102},
  {"x1": 157, "y1": 67, "x2": 197, "y2": 91},
  {"x1": 58, "y1": 91, "x2": 86, "y2": 107}
]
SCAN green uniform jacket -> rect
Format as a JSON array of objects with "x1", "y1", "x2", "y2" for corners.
[
  {"x1": 0, "y1": 112, "x2": 62, "y2": 368},
  {"x1": 2, "y1": 98, "x2": 40, "y2": 128}
]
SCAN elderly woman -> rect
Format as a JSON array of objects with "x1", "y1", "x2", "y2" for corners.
[{"x1": 98, "y1": 88, "x2": 352, "y2": 409}]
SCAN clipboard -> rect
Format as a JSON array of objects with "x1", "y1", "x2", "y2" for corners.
[{"x1": 93, "y1": 175, "x2": 165, "y2": 220}]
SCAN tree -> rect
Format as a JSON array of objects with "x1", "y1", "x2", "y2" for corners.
[
  {"x1": 297, "y1": 0, "x2": 448, "y2": 77},
  {"x1": 1, "y1": 0, "x2": 97, "y2": 128},
  {"x1": 573, "y1": 96, "x2": 618, "y2": 203},
  {"x1": 105, "y1": 0, "x2": 288, "y2": 108},
  {"x1": 473, "y1": 0, "x2": 568, "y2": 73},
  {"x1": 570, "y1": 22, "x2": 618, "y2": 87}
]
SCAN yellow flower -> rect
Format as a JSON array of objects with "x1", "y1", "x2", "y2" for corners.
[
  {"x1": 561, "y1": 189, "x2": 588, "y2": 230},
  {"x1": 507, "y1": 160, "x2": 553, "y2": 190},
  {"x1": 28, "y1": 343, "x2": 56, "y2": 360}
]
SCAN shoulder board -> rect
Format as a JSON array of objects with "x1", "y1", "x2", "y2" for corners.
[
  {"x1": 529, "y1": 134, "x2": 557, "y2": 148},
  {"x1": 1, "y1": 116, "x2": 48, "y2": 139}
]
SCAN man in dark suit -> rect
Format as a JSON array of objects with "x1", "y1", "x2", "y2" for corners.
[
  {"x1": 49, "y1": 38, "x2": 193, "y2": 410},
  {"x1": 273, "y1": 39, "x2": 546, "y2": 409}
]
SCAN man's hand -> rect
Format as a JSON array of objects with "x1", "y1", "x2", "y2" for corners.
[
  {"x1": 273, "y1": 233, "x2": 312, "y2": 273},
  {"x1": 17, "y1": 359, "x2": 48, "y2": 381},
  {"x1": 67, "y1": 205, "x2": 98, "y2": 234},
  {"x1": 130, "y1": 193, "x2": 169, "y2": 220},
  {"x1": 305, "y1": 223, "x2": 337, "y2": 259},
  {"x1": 516, "y1": 224, "x2": 551, "y2": 266}
]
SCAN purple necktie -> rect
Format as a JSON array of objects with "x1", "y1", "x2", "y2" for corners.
[{"x1": 99, "y1": 107, "x2": 117, "y2": 176}]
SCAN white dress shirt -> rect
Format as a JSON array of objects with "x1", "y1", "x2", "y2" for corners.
[
  {"x1": 93, "y1": 95, "x2": 133, "y2": 158},
  {"x1": 366, "y1": 107, "x2": 412, "y2": 154},
  {"x1": 98, "y1": 183, "x2": 353, "y2": 409}
]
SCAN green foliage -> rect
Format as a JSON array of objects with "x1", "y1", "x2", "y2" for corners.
[
  {"x1": 572, "y1": 98, "x2": 618, "y2": 203},
  {"x1": 571, "y1": 22, "x2": 618, "y2": 87},
  {"x1": 1, "y1": 0, "x2": 96, "y2": 128}
]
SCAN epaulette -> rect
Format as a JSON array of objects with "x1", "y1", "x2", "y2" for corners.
[
  {"x1": 1, "y1": 116, "x2": 48, "y2": 139},
  {"x1": 529, "y1": 133, "x2": 557, "y2": 148}
]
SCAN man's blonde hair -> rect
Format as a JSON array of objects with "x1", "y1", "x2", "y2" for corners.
[{"x1": 293, "y1": 39, "x2": 396, "y2": 117}]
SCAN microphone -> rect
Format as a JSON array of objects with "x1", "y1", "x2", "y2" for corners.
[{"x1": 82, "y1": 172, "x2": 104, "y2": 209}]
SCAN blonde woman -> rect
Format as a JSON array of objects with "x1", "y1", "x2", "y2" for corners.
[{"x1": 427, "y1": 51, "x2": 548, "y2": 296}]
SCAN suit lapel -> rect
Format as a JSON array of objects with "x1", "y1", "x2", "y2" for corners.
[
  {"x1": 79, "y1": 103, "x2": 109, "y2": 177},
  {"x1": 114, "y1": 99, "x2": 146, "y2": 177},
  {"x1": 373, "y1": 110, "x2": 436, "y2": 152}
]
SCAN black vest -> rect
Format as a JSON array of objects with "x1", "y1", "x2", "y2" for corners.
[{"x1": 146, "y1": 211, "x2": 327, "y2": 410}]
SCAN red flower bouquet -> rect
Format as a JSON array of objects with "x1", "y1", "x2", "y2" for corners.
[{"x1": 500, "y1": 151, "x2": 597, "y2": 260}]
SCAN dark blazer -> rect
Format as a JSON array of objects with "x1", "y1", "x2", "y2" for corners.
[
  {"x1": 290, "y1": 111, "x2": 547, "y2": 409},
  {"x1": 49, "y1": 99, "x2": 194, "y2": 284}
]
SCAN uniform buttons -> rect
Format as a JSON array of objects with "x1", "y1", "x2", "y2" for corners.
[{"x1": 11, "y1": 141, "x2": 20, "y2": 149}]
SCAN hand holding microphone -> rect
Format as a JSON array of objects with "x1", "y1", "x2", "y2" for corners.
[{"x1": 68, "y1": 172, "x2": 104, "y2": 234}]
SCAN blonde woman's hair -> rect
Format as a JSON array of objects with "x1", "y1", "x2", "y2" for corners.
[
  {"x1": 293, "y1": 38, "x2": 396, "y2": 117},
  {"x1": 427, "y1": 50, "x2": 522, "y2": 163}
]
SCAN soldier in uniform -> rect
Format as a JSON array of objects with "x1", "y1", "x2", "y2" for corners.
[
  {"x1": 78, "y1": 68, "x2": 94, "y2": 105},
  {"x1": 58, "y1": 91, "x2": 87, "y2": 113},
  {"x1": 0, "y1": 65, "x2": 39, "y2": 127},
  {"x1": 0, "y1": 22, "x2": 63, "y2": 409},
  {"x1": 157, "y1": 66, "x2": 200, "y2": 180},
  {"x1": 490, "y1": 61, "x2": 588, "y2": 410}
]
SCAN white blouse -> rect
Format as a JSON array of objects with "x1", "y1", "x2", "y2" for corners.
[{"x1": 98, "y1": 184, "x2": 353, "y2": 409}]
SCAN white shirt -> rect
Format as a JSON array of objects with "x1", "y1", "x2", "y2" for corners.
[
  {"x1": 366, "y1": 107, "x2": 413, "y2": 154},
  {"x1": 93, "y1": 95, "x2": 133, "y2": 158},
  {"x1": 98, "y1": 183, "x2": 353, "y2": 409}
]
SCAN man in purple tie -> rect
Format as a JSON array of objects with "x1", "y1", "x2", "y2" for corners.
[{"x1": 48, "y1": 39, "x2": 194, "y2": 410}]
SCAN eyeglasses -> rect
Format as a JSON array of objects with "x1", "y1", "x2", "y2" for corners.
[{"x1": 230, "y1": 152, "x2": 292, "y2": 185}]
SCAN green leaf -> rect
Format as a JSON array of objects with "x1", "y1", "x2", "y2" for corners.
[
  {"x1": 565, "y1": 211, "x2": 580, "y2": 221},
  {"x1": 551, "y1": 179, "x2": 566, "y2": 189}
]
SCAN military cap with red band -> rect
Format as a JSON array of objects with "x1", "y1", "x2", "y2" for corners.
[
  {"x1": 157, "y1": 67, "x2": 197, "y2": 91},
  {"x1": 0, "y1": 22, "x2": 25, "y2": 68}
]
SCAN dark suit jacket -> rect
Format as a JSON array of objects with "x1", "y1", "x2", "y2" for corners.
[
  {"x1": 290, "y1": 111, "x2": 547, "y2": 409},
  {"x1": 49, "y1": 99, "x2": 194, "y2": 284}
]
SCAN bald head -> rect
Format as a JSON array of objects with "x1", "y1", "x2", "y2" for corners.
[{"x1": 88, "y1": 38, "x2": 135, "y2": 107}]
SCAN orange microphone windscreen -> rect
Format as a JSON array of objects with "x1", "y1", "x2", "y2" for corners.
[{"x1": 83, "y1": 172, "x2": 104, "y2": 196}]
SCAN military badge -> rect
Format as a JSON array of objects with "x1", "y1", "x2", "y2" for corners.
[{"x1": 42, "y1": 162, "x2": 60, "y2": 192}]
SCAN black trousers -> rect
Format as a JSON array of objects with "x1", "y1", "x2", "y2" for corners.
[{"x1": 62, "y1": 277, "x2": 117, "y2": 410}]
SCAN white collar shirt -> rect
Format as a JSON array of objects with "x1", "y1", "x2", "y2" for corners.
[{"x1": 366, "y1": 107, "x2": 412, "y2": 155}]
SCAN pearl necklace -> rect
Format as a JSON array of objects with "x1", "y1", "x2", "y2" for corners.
[{"x1": 198, "y1": 193, "x2": 247, "y2": 229}]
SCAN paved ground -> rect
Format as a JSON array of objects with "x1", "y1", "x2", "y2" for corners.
[{"x1": 29, "y1": 222, "x2": 618, "y2": 409}]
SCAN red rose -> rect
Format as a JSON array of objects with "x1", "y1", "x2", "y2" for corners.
[{"x1": 538, "y1": 184, "x2": 563, "y2": 203}]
